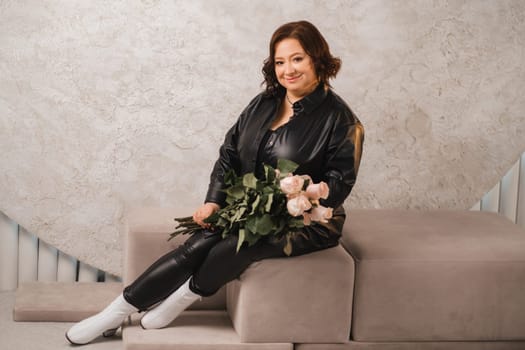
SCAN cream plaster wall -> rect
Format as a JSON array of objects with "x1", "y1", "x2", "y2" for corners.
[{"x1": 1, "y1": 0, "x2": 524, "y2": 276}]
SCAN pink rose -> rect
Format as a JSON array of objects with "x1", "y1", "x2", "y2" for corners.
[
  {"x1": 305, "y1": 181, "x2": 329, "y2": 200},
  {"x1": 280, "y1": 175, "x2": 305, "y2": 195},
  {"x1": 309, "y1": 205, "x2": 333, "y2": 223},
  {"x1": 287, "y1": 194, "x2": 312, "y2": 216}
]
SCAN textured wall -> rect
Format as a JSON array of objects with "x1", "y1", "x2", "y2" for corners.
[{"x1": 1, "y1": 0, "x2": 524, "y2": 276}]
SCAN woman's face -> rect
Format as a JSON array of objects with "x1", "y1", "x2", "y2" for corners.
[{"x1": 274, "y1": 38, "x2": 318, "y2": 98}]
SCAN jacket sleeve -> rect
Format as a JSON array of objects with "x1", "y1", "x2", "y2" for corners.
[
  {"x1": 205, "y1": 118, "x2": 242, "y2": 207},
  {"x1": 205, "y1": 95, "x2": 261, "y2": 207},
  {"x1": 319, "y1": 108, "x2": 364, "y2": 209}
]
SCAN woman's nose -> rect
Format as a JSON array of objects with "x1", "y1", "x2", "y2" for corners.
[{"x1": 284, "y1": 62, "x2": 296, "y2": 75}]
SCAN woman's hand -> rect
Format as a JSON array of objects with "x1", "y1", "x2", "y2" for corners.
[{"x1": 193, "y1": 202, "x2": 220, "y2": 228}]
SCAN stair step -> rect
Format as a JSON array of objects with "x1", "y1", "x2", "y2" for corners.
[
  {"x1": 14, "y1": 281, "x2": 122, "y2": 322},
  {"x1": 123, "y1": 310, "x2": 292, "y2": 350}
]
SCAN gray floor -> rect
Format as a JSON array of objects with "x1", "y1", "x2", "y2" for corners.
[{"x1": 0, "y1": 291, "x2": 122, "y2": 350}]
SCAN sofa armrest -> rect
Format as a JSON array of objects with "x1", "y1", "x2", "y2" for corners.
[
  {"x1": 227, "y1": 244, "x2": 354, "y2": 343},
  {"x1": 124, "y1": 207, "x2": 226, "y2": 310}
]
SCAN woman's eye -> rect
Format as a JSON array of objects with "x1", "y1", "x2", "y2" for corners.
[
  {"x1": 293, "y1": 57, "x2": 303, "y2": 62},
  {"x1": 275, "y1": 61, "x2": 283, "y2": 66}
]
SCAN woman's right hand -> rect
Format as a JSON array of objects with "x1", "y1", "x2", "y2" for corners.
[{"x1": 193, "y1": 202, "x2": 220, "y2": 228}]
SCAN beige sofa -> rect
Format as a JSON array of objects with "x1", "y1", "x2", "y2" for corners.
[{"x1": 122, "y1": 208, "x2": 525, "y2": 349}]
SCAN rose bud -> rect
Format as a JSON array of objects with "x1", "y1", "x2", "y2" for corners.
[
  {"x1": 287, "y1": 194, "x2": 312, "y2": 216},
  {"x1": 309, "y1": 205, "x2": 333, "y2": 223},
  {"x1": 305, "y1": 181, "x2": 329, "y2": 200},
  {"x1": 303, "y1": 212, "x2": 312, "y2": 226},
  {"x1": 280, "y1": 175, "x2": 305, "y2": 195}
]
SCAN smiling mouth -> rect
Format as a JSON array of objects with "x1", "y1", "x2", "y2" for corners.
[{"x1": 286, "y1": 75, "x2": 302, "y2": 82}]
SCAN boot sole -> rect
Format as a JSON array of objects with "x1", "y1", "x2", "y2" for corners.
[
  {"x1": 65, "y1": 327, "x2": 119, "y2": 345},
  {"x1": 65, "y1": 331, "x2": 87, "y2": 346}
]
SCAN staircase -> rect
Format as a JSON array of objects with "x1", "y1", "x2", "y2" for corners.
[
  {"x1": 13, "y1": 281, "x2": 293, "y2": 349},
  {"x1": 123, "y1": 311, "x2": 291, "y2": 350}
]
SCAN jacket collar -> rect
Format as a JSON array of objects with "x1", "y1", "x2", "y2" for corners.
[{"x1": 288, "y1": 83, "x2": 327, "y2": 116}]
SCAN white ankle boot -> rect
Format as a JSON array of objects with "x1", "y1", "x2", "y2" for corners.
[
  {"x1": 65, "y1": 293, "x2": 138, "y2": 345},
  {"x1": 140, "y1": 277, "x2": 201, "y2": 329}
]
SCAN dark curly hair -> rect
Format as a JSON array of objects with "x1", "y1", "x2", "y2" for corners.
[{"x1": 262, "y1": 20, "x2": 341, "y2": 96}]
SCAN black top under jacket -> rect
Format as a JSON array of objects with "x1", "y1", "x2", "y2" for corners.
[{"x1": 205, "y1": 83, "x2": 365, "y2": 237}]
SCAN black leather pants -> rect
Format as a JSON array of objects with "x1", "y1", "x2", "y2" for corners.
[{"x1": 123, "y1": 226, "x2": 341, "y2": 311}]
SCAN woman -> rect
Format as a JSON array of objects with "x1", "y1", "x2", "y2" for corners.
[{"x1": 66, "y1": 20, "x2": 364, "y2": 345}]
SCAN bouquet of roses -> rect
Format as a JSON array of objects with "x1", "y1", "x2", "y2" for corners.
[{"x1": 169, "y1": 159, "x2": 333, "y2": 256}]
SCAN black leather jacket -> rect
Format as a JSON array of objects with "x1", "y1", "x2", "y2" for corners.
[{"x1": 205, "y1": 83, "x2": 364, "y2": 237}]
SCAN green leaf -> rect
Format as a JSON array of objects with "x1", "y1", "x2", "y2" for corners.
[
  {"x1": 255, "y1": 214, "x2": 274, "y2": 235},
  {"x1": 288, "y1": 217, "x2": 305, "y2": 229},
  {"x1": 250, "y1": 195, "x2": 261, "y2": 214},
  {"x1": 262, "y1": 184, "x2": 273, "y2": 193},
  {"x1": 217, "y1": 217, "x2": 228, "y2": 227},
  {"x1": 263, "y1": 164, "x2": 276, "y2": 183},
  {"x1": 237, "y1": 228, "x2": 245, "y2": 253},
  {"x1": 277, "y1": 159, "x2": 299, "y2": 175},
  {"x1": 219, "y1": 209, "x2": 231, "y2": 219},
  {"x1": 226, "y1": 185, "x2": 245, "y2": 199},
  {"x1": 275, "y1": 218, "x2": 286, "y2": 232},
  {"x1": 243, "y1": 173, "x2": 258, "y2": 189},
  {"x1": 224, "y1": 170, "x2": 238, "y2": 186},
  {"x1": 244, "y1": 228, "x2": 260, "y2": 246},
  {"x1": 232, "y1": 206, "x2": 247, "y2": 222},
  {"x1": 246, "y1": 215, "x2": 257, "y2": 233},
  {"x1": 265, "y1": 193, "x2": 273, "y2": 212}
]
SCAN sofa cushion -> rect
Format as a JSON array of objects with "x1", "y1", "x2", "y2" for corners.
[
  {"x1": 14, "y1": 281, "x2": 122, "y2": 321},
  {"x1": 227, "y1": 244, "x2": 354, "y2": 343},
  {"x1": 295, "y1": 341, "x2": 525, "y2": 350},
  {"x1": 341, "y1": 209, "x2": 525, "y2": 341},
  {"x1": 123, "y1": 311, "x2": 293, "y2": 350}
]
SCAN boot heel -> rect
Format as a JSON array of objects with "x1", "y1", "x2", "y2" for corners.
[{"x1": 102, "y1": 328, "x2": 118, "y2": 337}]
